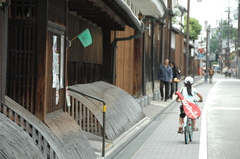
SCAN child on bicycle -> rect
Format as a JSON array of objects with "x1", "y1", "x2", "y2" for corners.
[{"x1": 176, "y1": 77, "x2": 203, "y2": 133}]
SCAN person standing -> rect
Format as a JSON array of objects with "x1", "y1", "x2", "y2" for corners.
[
  {"x1": 169, "y1": 61, "x2": 177, "y2": 100},
  {"x1": 158, "y1": 59, "x2": 173, "y2": 102},
  {"x1": 232, "y1": 67, "x2": 236, "y2": 78},
  {"x1": 223, "y1": 66, "x2": 228, "y2": 77},
  {"x1": 209, "y1": 67, "x2": 214, "y2": 84},
  {"x1": 227, "y1": 68, "x2": 232, "y2": 78},
  {"x1": 174, "y1": 66, "x2": 181, "y2": 92},
  {"x1": 203, "y1": 69, "x2": 208, "y2": 83}
]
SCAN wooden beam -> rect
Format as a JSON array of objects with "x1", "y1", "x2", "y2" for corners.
[
  {"x1": 81, "y1": 13, "x2": 109, "y2": 19},
  {"x1": 0, "y1": 7, "x2": 8, "y2": 103},
  {"x1": 77, "y1": 6, "x2": 103, "y2": 14},
  {"x1": 68, "y1": 1, "x2": 94, "y2": 11},
  {"x1": 35, "y1": 0, "x2": 48, "y2": 121},
  {"x1": 88, "y1": 0, "x2": 125, "y2": 28},
  {"x1": 77, "y1": 11, "x2": 107, "y2": 17}
]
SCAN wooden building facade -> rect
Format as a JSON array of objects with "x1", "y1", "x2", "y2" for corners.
[
  {"x1": 6, "y1": 0, "x2": 68, "y2": 120},
  {"x1": 3, "y1": 0, "x2": 201, "y2": 119},
  {"x1": 0, "y1": 0, "x2": 202, "y2": 157}
]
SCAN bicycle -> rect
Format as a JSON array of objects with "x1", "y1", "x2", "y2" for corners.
[
  {"x1": 181, "y1": 101, "x2": 200, "y2": 144},
  {"x1": 183, "y1": 115, "x2": 193, "y2": 144},
  {"x1": 176, "y1": 90, "x2": 202, "y2": 145}
]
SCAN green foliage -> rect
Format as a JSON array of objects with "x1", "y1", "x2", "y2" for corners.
[
  {"x1": 211, "y1": 61, "x2": 218, "y2": 65},
  {"x1": 184, "y1": 16, "x2": 202, "y2": 41},
  {"x1": 210, "y1": 19, "x2": 238, "y2": 53},
  {"x1": 220, "y1": 20, "x2": 238, "y2": 40},
  {"x1": 210, "y1": 36, "x2": 220, "y2": 53},
  {"x1": 229, "y1": 53, "x2": 235, "y2": 60}
]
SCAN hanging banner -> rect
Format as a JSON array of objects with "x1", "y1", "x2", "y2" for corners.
[
  {"x1": 66, "y1": 87, "x2": 71, "y2": 107},
  {"x1": 55, "y1": 75, "x2": 59, "y2": 105},
  {"x1": 53, "y1": 53, "x2": 60, "y2": 74},
  {"x1": 52, "y1": 35, "x2": 60, "y2": 88},
  {"x1": 52, "y1": 74, "x2": 57, "y2": 88}
]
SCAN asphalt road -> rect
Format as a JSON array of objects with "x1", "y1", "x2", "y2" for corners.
[{"x1": 206, "y1": 75, "x2": 240, "y2": 159}]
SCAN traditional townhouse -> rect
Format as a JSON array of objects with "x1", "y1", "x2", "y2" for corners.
[{"x1": 0, "y1": 0, "x2": 200, "y2": 158}]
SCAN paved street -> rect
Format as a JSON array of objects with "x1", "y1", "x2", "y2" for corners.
[
  {"x1": 206, "y1": 77, "x2": 240, "y2": 159},
  {"x1": 110, "y1": 74, "x2": 240, "y2": 159}
]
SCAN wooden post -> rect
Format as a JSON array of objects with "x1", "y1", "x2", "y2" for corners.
[
  {"x1": 102, "y1": 28, "x2": 113, "y2": 84},
  {"x1": 0, "y1": 3, "x2": 9, "y2": 103},
  {"x1": 35, "y1": 0, "x2": 48, "y2": 121}
]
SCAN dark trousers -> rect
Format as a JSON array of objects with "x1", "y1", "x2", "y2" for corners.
[
  {"x1": 160, "y1": 81, "x2": 170, "y2": 100},
  {"x1": 169, "y1": 81, "x2": 175, "y2": 98},
  {"x1": 175, "y1": 82, "x2": 178, "y2": 92}
]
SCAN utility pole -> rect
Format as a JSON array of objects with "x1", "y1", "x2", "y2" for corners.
[
  {"x1": 238, "y1": 0, "x2": 240, "y2": 78},
  {"x1": 168, "y1": 0, "x2": 173, "y2": 60},
  {"x1": 219, "y1": 20, "x2": 223, "y2": 73},
  {"x1": 185, "y1": 0, "x2": 190, "y2": 76},
  {"x1": 227, "y1": 7, "x2": 231, "y2": 68},
  {"x1": 206, "y1": 25, "x2": 211, "y2": 70}
]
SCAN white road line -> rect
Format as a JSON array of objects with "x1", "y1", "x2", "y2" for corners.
[
  {"x1": 208, "y1": 107, "x2": 240, "y2": 110},
  {"x1": 198, "y1": 81, "x2": 221, "y2": 159}
]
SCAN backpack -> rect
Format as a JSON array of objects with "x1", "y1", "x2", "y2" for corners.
[
  {"x1": 175, "y1": 69, "x2": 180, "y2": 79},
  {"x1": 209, "y1": 69, "x2": 214, "y2": 76}
]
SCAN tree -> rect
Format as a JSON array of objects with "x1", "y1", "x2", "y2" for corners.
[
  {"x1": 184, "y1": 16, "x2": 202, "y2": 41},
  {"x1": 210, "y1": 19, "x2": 238, "y2": 53},
  {"x1": 220, "y1": 20, "x2": 237, "y2": 40},
  {"x1": 210, "y1": 34, "x2": 220, "y2": 53}
]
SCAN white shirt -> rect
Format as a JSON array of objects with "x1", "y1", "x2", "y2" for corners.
[
  {"x1": 181, "y1": 87, "x2": 198, "y2": 103},
  {"x1": 223, "y1": 68, "x2": 227, "y2": 73}
]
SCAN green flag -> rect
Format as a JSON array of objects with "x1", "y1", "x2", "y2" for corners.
[{"x1": 77, "y1": 28, "x2": 92, "y2": 48}]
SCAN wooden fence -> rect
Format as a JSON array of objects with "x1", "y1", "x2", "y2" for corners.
[
  {"x1": 65, "y1": 95, "x2": 103, "y2": 137},
  {"x1": 0, "y1": 97, "x2": 66, "y2": 159}
]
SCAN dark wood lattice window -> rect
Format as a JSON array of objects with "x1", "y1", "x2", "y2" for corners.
[
  {"x1": 7, "y1": 0, "x2": 37, "y2": 113},
  {"x1": 9, "y1": 0, "x2": 36, "y2": 18}
]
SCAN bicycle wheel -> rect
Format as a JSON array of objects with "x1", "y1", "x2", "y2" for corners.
[
  {"x1": 188, "y1": 119, "x2": 193, "y2": 142},
  {"x1": 184, "y1": 127, "x2": 189, "y2": 144},
  {"x1": 189, "y1": 126, "x2": 193, "y2": 142}
]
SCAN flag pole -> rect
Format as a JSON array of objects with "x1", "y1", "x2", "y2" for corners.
[{"x1": 70, "y1": 35, "x2": 78, "y2": 42}]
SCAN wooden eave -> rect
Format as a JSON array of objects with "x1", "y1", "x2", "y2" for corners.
[{"x1": 68, "y1": 0, "x2": 125, "y2": 30}]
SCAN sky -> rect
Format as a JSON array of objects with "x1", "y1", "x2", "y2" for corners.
[{"x1": 177, "y1": 0, "x2": 239, "y2": 28}]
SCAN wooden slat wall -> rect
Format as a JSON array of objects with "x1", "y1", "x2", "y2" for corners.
[
  {"x1": 144, "y1": 21, "x2": 162, "y2": 93},
  {"x1": 68, "y1": 13, "x2": 103, "y2": 64},
  {"x1": 7, "y1": 0, "x2": 68, "y2": 117},
  {"x1": 68, "y1": 62, "x2": 102, "y2": 85},
  {"x1": 7, "y1": 19, "x2": 37, "y2": 114},
  {"x1": 114, "y1": 22, "x2": 163, "y2": 96},
  {"x1": 115, "y1": 26, "x2": 135, "y2": 95},
  {"x1": 133, "y1": 31, "x2": 142, "y2": 97},
  {"x1": 48, "y1": 0, "x2": 66, "y2": 26},
  {"x1": 175, "y1": 34, "x2": 181, "y2": 69},
  {"x1": 145, "y1": 21, "x2": 152, "y2": 85},
  {"x1": 154, "y1": 23, "x2": 161, "y2": 80},
  {"x1": 67, "y1": 13, "x2": 103, "y2": 85},
  {"x1": 175, "y1": 34, "x2": 185, "y2": 74}
]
